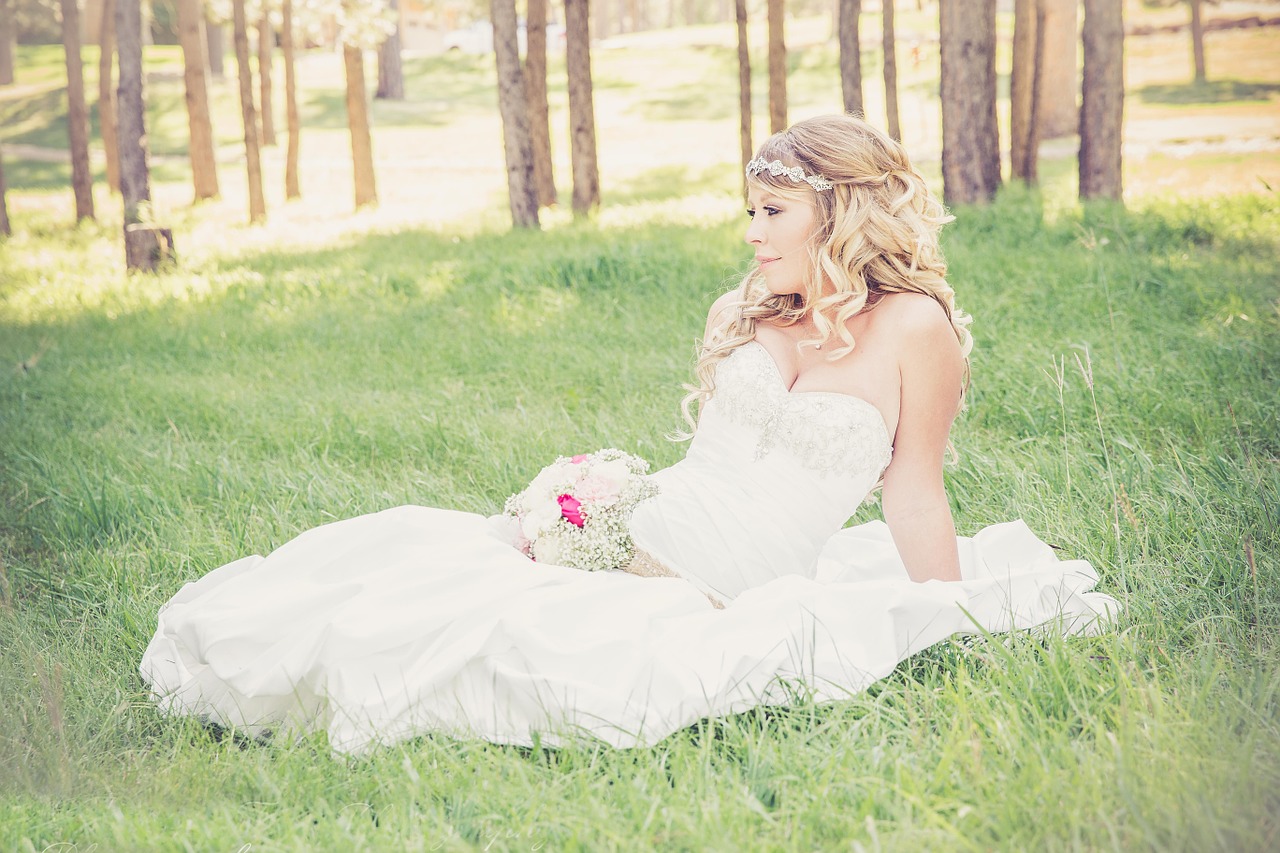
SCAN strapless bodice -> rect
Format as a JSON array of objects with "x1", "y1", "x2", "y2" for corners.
[{"x1": 629, "y1": 341, "x2": 893, "y2": 600}]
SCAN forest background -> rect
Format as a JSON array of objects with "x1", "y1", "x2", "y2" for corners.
[{"x1": 1, "y1": 0, "x2": 1278, "y2": 849}]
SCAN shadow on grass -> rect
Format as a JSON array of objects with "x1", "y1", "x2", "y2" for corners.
[{"x1": 1137, "y1": 79, "x2": 1280, "y2": 106}]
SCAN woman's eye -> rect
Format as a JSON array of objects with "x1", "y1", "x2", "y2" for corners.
[
  {"x1": 765, "y1": 206, "x2": 781, "y2": 216},
  {"x1": 745, "y1": 208, "x2": 756, "y2": 219}
]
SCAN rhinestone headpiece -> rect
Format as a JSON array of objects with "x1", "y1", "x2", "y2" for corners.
[{"x1": 745, "y1": 157, "x2": 834, "y2": 191}]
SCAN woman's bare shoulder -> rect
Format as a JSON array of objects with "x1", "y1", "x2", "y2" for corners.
[{"x1": 705, "y1": 286, "x2": 747, "y2": 338}]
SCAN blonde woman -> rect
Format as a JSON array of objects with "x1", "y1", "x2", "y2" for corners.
[{"x1": 142, "y1": 116, "x2": 1115, "y2": 754}]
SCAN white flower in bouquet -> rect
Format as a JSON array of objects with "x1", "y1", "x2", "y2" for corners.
[{"x1": 503, "y1": 449, "x2": 658, "y2": 571}]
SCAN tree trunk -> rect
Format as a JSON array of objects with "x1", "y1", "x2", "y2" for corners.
[
  {"x1": 1038, "y1": 0, "x2": 1076, "y2": 139},
  {"x1": 735, "y1": 0, "x2": 751, "y2": 192},
  {"x1": 98, "y1": 0, "x2": 120, "y2": 192},
  {"x1": 376, "y1": 0, "x2": 405, "y2": 100},
  {"x1": 492, "y1": 0, "x2": 539, "y2": 227},
  {"x1": 343, "y1": 44, "x2": 377, "y2": 208},
  {"x1": 62, "y1": 0, "x2": 96, "y2": 221},
  {"x1": 939, "y1": 0, "x2": 1000, "y2": 205},
  {"x1": 206, "y1": 18, "x2": 224, "y2": 78},
  {"x1": 177, "y1": 0, "x2": 219, "y2": 200},
  {"x1": 0, "y1": 150, "x2": 11, "y2": 236},
  {"x1": 117, "y1": 0, "x2": 172, "y2": 269},
  {"x1": 232, "y1": 0, "x2": 266, "y2": 221},
  {"x1": 565, "y1": 0, "x2": 600, "y2": 216},
  {"x1": 524, "y1": 0, "x2": 556, "y2": 207},
  {"x1": 257, "y1": 14, "x2": 275, "y2": 146},
  {"x1": 0, "y1": 0, "x2": 16, "y2": 86},
  {"x1": 1079, "y1": 0, "x2": 1123, "y2": 201},
  {"x1": 767, "y1": 0, "x2": 786, "y2": 132},
  {"x1": 282, "y1": 0, "x2": 300, "y2": 199},
  {"x1": 838, "y1": 0, "x2": 862, "y2": 118},
  {"x1": 1010, "y1": 0, "x2": 1045, "y2": 183},
  {"x1": 883, "y1": 0, "x2": 900, "y2": 141},
  {"x1": 1189, "y1": 0, "x2": 1206, "y2": 83}
]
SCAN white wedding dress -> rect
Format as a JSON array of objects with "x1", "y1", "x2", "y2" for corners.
[{"x1": 141, "y1": 341, "x2": 1118, "y2": 755}]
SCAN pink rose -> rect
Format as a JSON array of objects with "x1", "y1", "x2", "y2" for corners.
[
  {"x1": 557, "y1": 493, "x2": 585, "y2": 527},
  {"x1": 575, "y1": 473, "x2": 622, "y2": 506},
  {"x1": 571, "y1": 454, "x2": 591, "y2": 464}
]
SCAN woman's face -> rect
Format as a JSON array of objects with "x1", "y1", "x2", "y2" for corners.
[{"x1": 744, "y1": 185, "x2": 818, "y2": 297}]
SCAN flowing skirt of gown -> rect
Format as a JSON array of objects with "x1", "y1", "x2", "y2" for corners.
[{"x1": 140, "y1": 506, "x2": 1117, "y2": 755}]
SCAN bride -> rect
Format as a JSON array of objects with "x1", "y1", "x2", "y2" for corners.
[{"x1": 141, "y1": 115, "x2": 1116, "y2": 755}]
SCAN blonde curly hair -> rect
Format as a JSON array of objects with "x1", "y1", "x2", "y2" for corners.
[{"x1": 680, "y1": 114, "x2": 973, "y2": 432}]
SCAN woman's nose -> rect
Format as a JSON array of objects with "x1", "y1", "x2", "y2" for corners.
[{"x1": 744, "y1": 217, "x2": 763, "y2": 245}]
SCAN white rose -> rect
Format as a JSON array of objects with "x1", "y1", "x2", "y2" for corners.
[
  {"x1": 592, "y1": 460, "x2": 631, "y2": 493},
  {"x1": 533, "y1": 536, "x2": 562, "y2": 565},
  {"x1": 520, "y1": 500, "x2": 562, "y2": 539}
]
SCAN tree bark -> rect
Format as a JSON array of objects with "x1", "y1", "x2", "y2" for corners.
[
  {"x1": 257, "y1": 14, "x2": 275, "y2": 146},
  {"x1": 177, "y1": 0, "x2": 219, "y2": 200},
  {"x1": 1038, "y1": 0, "x2": 1076, "y2": 139},
  {"x1": 883, "y1": 0, "x2": 900, "y2": 140},
  {"x1": 939, "y1": 0, "x2": 1000, "y2": 205},
  {"x1": 0, "y1": 0, "x2": 16, "y2": 86},
  {"x1": 376, "y1": 0, "x2": 405, "y2": 100},
  {"x1": 232, "y1": 0, "x2": 266, "y2": 221},
  {"x1": 767, "y1": 0, "x2": 786, "y2": 132},
  {"x1": 0, "y1": 150, "x2": 11, "y2": 236},
  {"x1": 1010, "y1": 0, "x2": 1045, "y2": 183},
  {"x1": 565, "y1": 0, "x2": 600, "y2": 216},
  {"x1": 98, "y1": 0, "x2": 120, "y2": 192},
  {"x1": 343, "y1": 44, "x2": 377, "y2": 208},
  {"x1": 1189, "y1": 0, "x2": 1206, "y2": 83},
  {"x1": 1079, "y1": 0, "x2": 1123, "y2": 201},
  {"x1": 62, "y1": 0, "x2": 96, "y2": 221},
  {"x1": 282, "y1": 0, "x2": 300, "y2": 199},
  {"x1": 524, "y1": 0, "x2": 556, "y2": 207},
  {"x1": 838, "y1": 0, "x2": 862, "y2": 118},
  {"x1": 735, "y1": 0, "x2": 751, "y2": 192},
  {"x1": 118, "y1": 0, "x2": 171, "y2": 269},
  {"x1": 492, "y1": 0, "x2": 539, "y2": 227},
  {"x1": 206, "y1": 17, "x2": 224, "y2": 78}
]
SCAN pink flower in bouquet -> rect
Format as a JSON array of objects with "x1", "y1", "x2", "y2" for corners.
[
  {"x1": 575, "y1": 473, "x2": 622, "y2": 506},
  {"x1": 557, "y1": 494, "x2": 585, "y2": 527},
  {"x1": 571, "y1": 454, "x2": 591, "y2": 464}
]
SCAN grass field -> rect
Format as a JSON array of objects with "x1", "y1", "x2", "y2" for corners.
[{"x1": 2, "y1": 9, "x2": 1280, "y2": 852}]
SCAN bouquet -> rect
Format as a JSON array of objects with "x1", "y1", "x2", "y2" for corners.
[{"x1": 503, "y1": 448, "x2": 657, "y2": 571}]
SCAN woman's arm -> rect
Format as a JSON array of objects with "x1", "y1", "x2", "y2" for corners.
[{"x1": 880, "y1": 297, "x2": 966, "y2": 582}]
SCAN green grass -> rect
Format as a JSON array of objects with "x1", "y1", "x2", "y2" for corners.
[{"x1": 1, "y1": 179, "x2": 1278, "y2": 847}]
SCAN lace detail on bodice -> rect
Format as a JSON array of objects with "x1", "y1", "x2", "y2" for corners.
[{"x1": 712, "y1": 341, "x2": 893, "y2": 478}]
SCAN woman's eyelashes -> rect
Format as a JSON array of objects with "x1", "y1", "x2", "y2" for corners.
[{"x1": 745, "y1": 206, "x2": 782, "y2": 219}]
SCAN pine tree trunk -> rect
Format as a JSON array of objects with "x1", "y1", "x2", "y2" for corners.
[
  {"x1": 767, "y1": 0, "x2": 786, "y2": 132},
  {"x1": 257, "y1": 14, "x2": 275, "y2": 146},
  {"x1": 939, "y1": 0, "x2": 1000, "y2": 205},
  {"x1": 838, "y1": 0, "x2": 862, "y2": 118},
  {"x1": 177, "y1": 0, "x2": 219, "y2": 199},
  {"x1": 524, "y1": 0, "x2": 556, "y2": 207},
  {"x1": 62, "y1": 0, "x2": 96, "y2": 221},
  {"x1": 98, "y1": 0, "x2": 120, "y2": 192},
  {"x1": 118, "y1": 0, "x2": 173, "y2": 270},
  {"x1": 343, "y1": 44, "x2": 377, "y2": 209},
  {"x1": 1189, "y1": 0, "x2": 1206, "y2": 83},
  {"x1": 735, "y1": 0, "x2": 751, "y2": 191},
  {"x1": 232, "y1": 0, "x2": 266, "y2": 221},
  {"x1": 376, "y1": 0, "x2": 405, "y2": 100},
  {"x1": 0, "y1": 0, "x2": 16, "y2": 86},
  {"x1": 492, "y1": 0, "x2": 538, "y2": 227},
  {"x1": 1038, "y1": 0, "x2": 1076, "y2": 139},
  {"x1": 282, "y1": 0, "x2": 300, "y2": 199},
  {"x1": 883, "y1": 0, "x2": 900, "y2": 140},
  {"x1": 1010, "y1": 0, "x2": 1045, "y2": 183},
  {"x1": 1079, "y1": 0, "x2": 1123, "y2": 201},
  {"x1": 565, "y1": 0, "x2": 600, "y2": 216},
  {"x1": 0, "y1": 150, "x2": 11, "y2": 236},
  {"x1": 206, "y1": 18, "x2": 224, "y2": 78}
]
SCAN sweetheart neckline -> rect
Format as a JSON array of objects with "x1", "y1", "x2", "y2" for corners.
[{"x1": 742, "y1": 340, "x2": 895, "y2": 446}]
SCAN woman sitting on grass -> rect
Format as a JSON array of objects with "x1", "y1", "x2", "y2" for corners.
[{"x1": 141, "y1": 115, "x2": 1115, "y2": 755}]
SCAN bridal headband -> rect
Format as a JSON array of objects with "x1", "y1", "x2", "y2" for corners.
[{"x1": 745, "y1": 157, "x2": 834, "y2": 192}]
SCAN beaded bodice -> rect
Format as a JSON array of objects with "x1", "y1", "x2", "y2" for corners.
[
  {"x1": 627, "y1": 339, "x2": 896, "y2": 601},
  {"x1": 712, "y1": 341, "x2": 893, "y2": 479}
]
